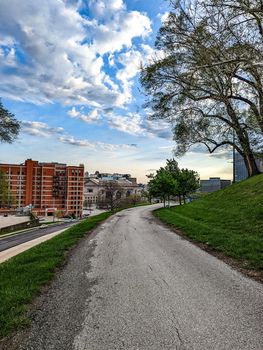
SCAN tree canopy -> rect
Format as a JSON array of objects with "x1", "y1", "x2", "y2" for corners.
[
  {"x1": 148, "y1": 168, "x2": 178, "y2": 207},
  {"x1": 141, "y1": 0, "x2": 263, "y2": 177},
  {"x1": 148, "y1": 159, "x2": 199, "y2": 206}
]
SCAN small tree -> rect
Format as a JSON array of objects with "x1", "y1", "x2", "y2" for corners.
[
  {"x1": 177, "y1": 169, "x2": 200, "y2": 204},
  {"x1": 148, "y1": 169, "x2": 178, "y2": 207},
  {"x1": 102, "y1": 180, "x2": 122, "y2": 211},
  {"x1": 128, "y1": 194, "x2": 141, "y2": 206},
  {"x1": 141, "y1": 190, "x2": 152, "y2": 203},
  {"x1": 0, "y1": 100, "x2": 20, "y2": 143},
  {"x1": 54, "y1": 210, "x2": 63, "y2": 222}
]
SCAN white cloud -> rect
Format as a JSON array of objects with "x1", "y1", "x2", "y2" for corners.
[
  {"x1": 0, "y1": 47, "x2": 16, "y2": 67},
  {"x1": 0, "y1": 0, "x2": 152, "y2": 107},
  {"x1": 116, "y1": 49, "x2": 144, "y2": 103},
  {"x1": 89, "y1": 0, "x2": 125, "y2": 18},
  {"x1": 115, "y1": 45, "x2": 156, "y2": 104},
  {"x1": 21, "y1": 121, "x2": 64, "y2": 137},
  {"x1": 88, "y1": 11, "x2": 151, "y2": 55},
  {"x1": 108, "y1": 113, "x2": 143, "y2": 135},
  {"x1": 117, "y1": 50, "x2": 143, "y2": 81},
  {"x1": 97, "y1": 141, "x2": 137, "y2": 151},
  {"x1": 106, "y1": 111, "x2": 172, "y2": 139},
  {"x1": 59, "y1": 135, "x2": 137, "y2": 151},
  {"x1": 59, "y1": 136, "x2": 97, "y2": 149},
  {"x1": 158, "y1": 12, "x2": 170, "y2": 23},
  {"x1": 141, "y1": 119, "x2": 172, "y2": 139},
  {"x1": 208, "y1": 149, "x2": 233, "y2": 160},
  {"x1": 67, "y1": 107, "x2": 101, "y2": 123},
  {"x1": 22, "y1": 119, "x2": 138, "y2": 150}
]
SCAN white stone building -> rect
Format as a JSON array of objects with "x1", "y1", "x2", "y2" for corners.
[{"x1": 83, "y1": 172, "x2": 139, "y2": 207}]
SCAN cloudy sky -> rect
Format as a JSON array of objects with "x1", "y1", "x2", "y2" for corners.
[{"x1": 0, "y1": 0, "x2": 232, "y2": 182}]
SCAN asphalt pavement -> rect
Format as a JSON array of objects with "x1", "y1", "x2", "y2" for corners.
[
  {"x1": 10, "y1": 205, "x2": 263, "y2": 350},
  {"x1": 0, "y1": 222, "x2": 76, "y2": 252}
]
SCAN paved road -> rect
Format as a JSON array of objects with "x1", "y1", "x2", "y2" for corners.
[
  {"x1": 0, "y1": 222, "x2": 77, "y2": 252},
  {"x1": 14, "y1": 205, "x2": 263, "y2": 350}
]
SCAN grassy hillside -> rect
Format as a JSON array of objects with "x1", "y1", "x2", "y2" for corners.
[{"x1": 154, "y1": 174, "x2": 263, "y2": 270}]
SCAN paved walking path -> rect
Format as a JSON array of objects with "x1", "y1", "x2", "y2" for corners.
[{"x1": 8, "y1": 205, "x2": 263, "y2": 350}]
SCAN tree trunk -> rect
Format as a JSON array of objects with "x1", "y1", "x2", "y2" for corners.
[
  {"x1": 110, "y1": 195, "x2": 114, "y2": 211},
  {"x1": 183, "y1": 194, "x2": 186, "y2": 204},
  {"x1": 179, "y1": 195, "x2": 182, "y2": 205},
  {"x1": 226, "y1": 102, "x2": 260, "y2": 178},
  {"x1": 235, "y1": 129, "x2": 260, "y2": 177},
  {"x1": 243, "y1": 153, "x2": 260, "y2": 177}
]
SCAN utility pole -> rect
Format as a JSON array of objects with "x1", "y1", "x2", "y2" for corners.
[{"x1": 232, "y1": 130, "x2": 236, "y2": 183}]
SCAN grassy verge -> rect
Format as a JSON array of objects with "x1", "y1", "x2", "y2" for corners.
[
  {"x1": 0, "y1": 211, "x2": 112, "y2": 339},
  {"x1": 154, "y1": 174, "x2": 263, "y2": 270}
]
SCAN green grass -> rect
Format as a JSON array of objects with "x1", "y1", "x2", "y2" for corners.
[
  {"x1": 154, "y1": 174, "x2": 263, "y2": 270},
  {"x1": 0, "y1": 212, "x2": 112, "y2": 339}
]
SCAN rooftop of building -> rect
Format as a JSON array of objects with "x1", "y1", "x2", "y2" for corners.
[
  {"x1": 85, "y1": 174, "x2": 138, "y2": 187},
  {"x1": 0, "y1": 159, "x2": 84, "y2": 168},
  {"x1": 85, "y1": 171, "x2": 131, "y2": 179},
  {"x1": 200, "y1": 177, "x2": 231, "y2": 182}
]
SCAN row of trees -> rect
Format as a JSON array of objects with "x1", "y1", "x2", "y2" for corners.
[
  {"x1": 147, "y1": 159, "x2": 199, "y2": 206},
  {"x1": 141, "y1": 0, "x2": 263, "y2": 177}
]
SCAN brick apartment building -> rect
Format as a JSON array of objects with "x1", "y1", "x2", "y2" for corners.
[{"x1": 0, "y1": 159, "x2": 84, "y2": 217}]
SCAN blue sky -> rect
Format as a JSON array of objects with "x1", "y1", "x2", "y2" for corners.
[{"x1": 0, "y1": 0, "x2": 232, "y2": 182}]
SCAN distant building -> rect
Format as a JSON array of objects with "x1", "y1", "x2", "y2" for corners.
[
  {"x1": 84, "y1": 172, "x2": 139, "y2": 207},
  {"x1": 200, "y1": 177, "x2": 231, "y2": 193},
  {"x1": 0, "y1": 159, "x2": 84, "y2": 217},
  {"x1": 234, "y1": 152, "x2": 263, "y2": 182}
]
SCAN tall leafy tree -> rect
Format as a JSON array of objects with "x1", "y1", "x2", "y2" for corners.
[
  {"x1": 141, "y1": 0, "x2": 263, "y2": 177},
  {"x1": 199, "y1": 0, "x2": 263, "y2": 134},
  {"x1": 0, "y1": 100, "x2": 20, "y2": 143}
]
